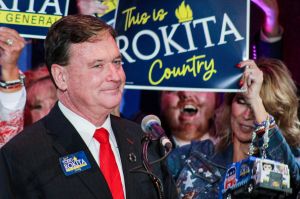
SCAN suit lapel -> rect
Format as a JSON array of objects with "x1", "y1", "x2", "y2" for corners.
[
  {"x1": 110, "y1": 116, "x2": 143, "y2": 199},
  {"x1": 43, "y1": 104, "x2": 112, "y2": 199}
]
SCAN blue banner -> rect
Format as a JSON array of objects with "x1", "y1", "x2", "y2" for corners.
[
  {"x1": 115, "y1": 0, "x2": 250, "y2": 92},
  {"x1": 0, "y1": 0, "x2": 70, "y2": 39}
]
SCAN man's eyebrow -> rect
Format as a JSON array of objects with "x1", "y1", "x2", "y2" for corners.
[
  {"x1": 85, "y1": 59, "x2": 104, "y2": 67},
  {"x1": 87, "y1": 55, "x2": 123, "y2": 65},
  {"x1": 114, "y1": 55, "x2": 123, "y2": 59}
]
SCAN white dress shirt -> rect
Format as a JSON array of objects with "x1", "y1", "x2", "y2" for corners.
[
  {"x1": 0, "y1": 87, "x2": 26, "y2": 120},
  {"x1": 58, "y1": 101, "x2": 126, "y2": 197}
]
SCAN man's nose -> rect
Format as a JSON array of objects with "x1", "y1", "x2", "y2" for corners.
[
  {"x1": 107, "y1": 63, "x2": 121, "y2": 81},
  {"x1": 178, "y1": 91, "x2": 191, "y2": 100}
]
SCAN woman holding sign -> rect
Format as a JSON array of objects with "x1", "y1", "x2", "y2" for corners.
[{"x1": 167, "y1": 58, "x2": 300, "y2": 198}]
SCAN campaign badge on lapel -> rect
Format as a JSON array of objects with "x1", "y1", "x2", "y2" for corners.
[{"x1": 59, "y1": 151, "x2": 91, "y2": 176}]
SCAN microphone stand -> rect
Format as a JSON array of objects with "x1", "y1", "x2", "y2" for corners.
[{"x1": 130, "y1": 133, "x2": 172, "y2": 199}]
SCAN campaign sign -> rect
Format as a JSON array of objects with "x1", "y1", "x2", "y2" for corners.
[
  {"x1": 0, "y1": 0, "x2": 70, "y2": 39},
  {"x1": 59, "y1": 151, "x2": 91, "y2": 176},
  {"x1": 96, "y1": 0, "x2": 117, "y2": 26},
  {"x1": 115, "y1": 0, "x2": 250, "y2": 91}
]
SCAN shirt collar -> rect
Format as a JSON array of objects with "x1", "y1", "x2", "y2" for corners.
[{"x1": 58, "y1": 101, "x2": 117, "y2": 147}]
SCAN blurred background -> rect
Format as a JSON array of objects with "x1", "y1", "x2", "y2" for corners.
[{"x1": 250, "y1": 0, "x2": 300, "y2": 85}]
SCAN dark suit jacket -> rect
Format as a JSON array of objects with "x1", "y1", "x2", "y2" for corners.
[{"x1": 0, "y1": 104, "x2": 177, "y2": 199}]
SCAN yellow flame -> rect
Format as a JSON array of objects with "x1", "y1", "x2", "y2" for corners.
[{"x1": 175, "y1": 1, "x2": 193, "y2": 23}]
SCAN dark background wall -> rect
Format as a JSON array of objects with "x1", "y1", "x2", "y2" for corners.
[
  {"x1": 251, "y1": 0, "x2": 300, "y2": 85},
  {"x1": 280, "y1": 0, "x2": 300, "y2": 85}
]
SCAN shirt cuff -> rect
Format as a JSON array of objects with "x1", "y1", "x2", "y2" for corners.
[
  {"x1": 260, "y1": 26, "x2": 283, "y2": 43},
  {"x1": 0, "y1": 86, "x2": 26, "y2": 110}
]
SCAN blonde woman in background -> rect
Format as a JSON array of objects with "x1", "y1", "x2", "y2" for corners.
[{"x1": 167, "y1": 58, "x2": 300, "y2": 198}]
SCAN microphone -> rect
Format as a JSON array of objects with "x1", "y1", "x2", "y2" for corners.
[{"x1": 141, "y1": 115, "x2": 172, "y2": 151}]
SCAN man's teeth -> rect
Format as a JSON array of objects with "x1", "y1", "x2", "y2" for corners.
[{"x1": 181, "y1": 104, "x2": 198, "y2": 113}]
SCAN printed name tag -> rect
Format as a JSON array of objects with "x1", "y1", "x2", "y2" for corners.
[{"x1": 59, "y1": 151, "x2": 91, "y2": 176}]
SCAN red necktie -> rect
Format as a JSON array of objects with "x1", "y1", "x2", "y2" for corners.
[{"x1": 94, "y1": 128, "x2": 125, "y2": 199}]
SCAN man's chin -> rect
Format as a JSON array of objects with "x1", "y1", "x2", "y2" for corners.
[
  {"x1": 179, "y1": 113, "x2": 198, "y2": 121},
  {"x1": 177, "y1": 124, "x2": 198, "y2": 133},
  {"x1": 103, "y1": 89, "x2": 122, "y2": 96},
  {"x1": 100, "y1": 97, "x2": 121, "y2": 109}
]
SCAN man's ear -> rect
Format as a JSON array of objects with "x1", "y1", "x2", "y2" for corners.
[{"x1": 51, "y1": 64, "x2": 68, "y2": 91}]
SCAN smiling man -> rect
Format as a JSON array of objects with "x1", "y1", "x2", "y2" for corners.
[
  {"x1": 160, "y1": 91, "x2": 219, "y2": 147},
  {"x1": 0, "y1": 15, "x2": 177, "y2": 199}
]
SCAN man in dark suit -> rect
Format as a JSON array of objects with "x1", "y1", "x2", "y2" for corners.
[{"x1": 0, "y1": 15, "x2": 177, "y2": 199}]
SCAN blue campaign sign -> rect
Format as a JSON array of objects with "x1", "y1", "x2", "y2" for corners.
[
  {"x1": 114, "y1": 0, "x2": 250, "y2": 92},
  {"x1": 0, "y1": 0, "x2": 70, "y2": 39}
]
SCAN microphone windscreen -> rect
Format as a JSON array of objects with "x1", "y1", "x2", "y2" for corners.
[{"x1": 141, "y1": 114, "x2": 161, "y2": 133}]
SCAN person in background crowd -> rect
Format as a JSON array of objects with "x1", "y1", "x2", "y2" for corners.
[
  {"x1": 24, "y1": 65, "x2": 58, "y2": 125},
  {"x1": 160, "y1": 91, "x2": 220, "y2": 147},
  {"x1": 0, "y1": 27, "x2": 26, "y2": 148},
  {"x1": 167, "y1": 58, "x2": 300, "y2": 198},
  {"x1": 0, "y1": 15, "x2": 177, "y2": 199}
]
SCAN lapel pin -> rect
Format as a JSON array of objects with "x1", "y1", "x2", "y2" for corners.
[
  {"x1": 128, "y1": 153, "x2": 137, "y2": 162},
  {"x1": 59, "y1": 151, "x2": 91, "y2": 176}
]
